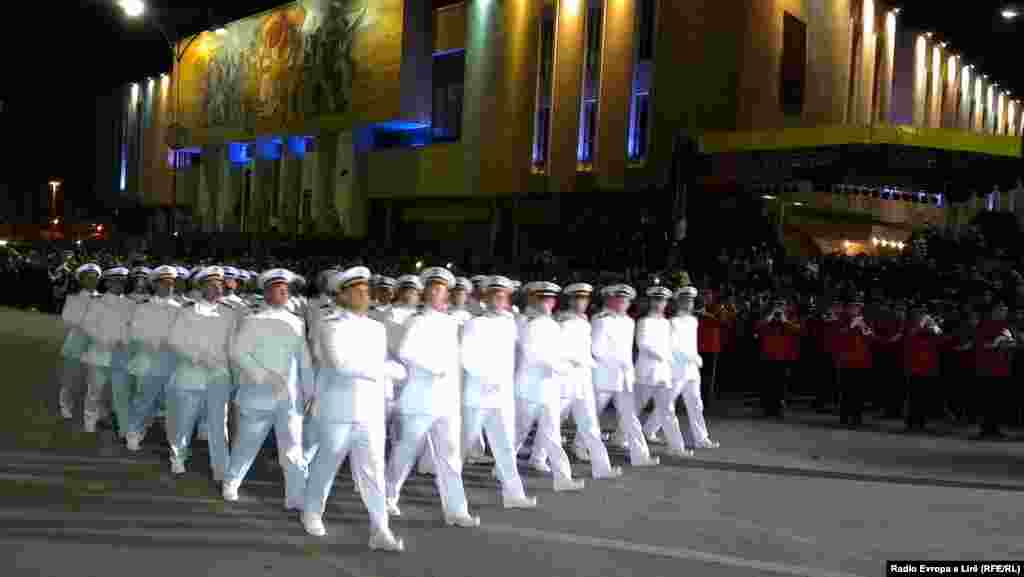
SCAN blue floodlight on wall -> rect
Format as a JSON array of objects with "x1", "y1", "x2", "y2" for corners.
[
  {"x1": 255, "y1": 137, "x2": 282, "y2": 160},
  {"x1": 287, "y1": 136, "x2": 308, "y2": 159},
  {"x1": 229, "y1": 142, "x2": 252, "y2": 164}
]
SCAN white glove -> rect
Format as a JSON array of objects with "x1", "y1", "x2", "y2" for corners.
[
  {"x1": 696, "y1": 354, "x2": 704, "y2": 369},
  {"x1": 384, "y1": 361, "x2": 407, "y2": 382}
]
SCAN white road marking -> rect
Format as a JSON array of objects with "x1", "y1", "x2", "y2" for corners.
[{"x1": 481, "y1": 524, "x2": 871, "y2": 577}]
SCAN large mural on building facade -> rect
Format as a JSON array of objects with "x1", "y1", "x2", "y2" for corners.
[{"x1": 178, "y1": 0, "x2": 368, "y2": 136}]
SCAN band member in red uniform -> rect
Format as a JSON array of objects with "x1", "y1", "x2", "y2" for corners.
[
  {"x1": 754, "y1": 297, "x2": 801, "y2": 419},
  {"x1": 902, "y1": 305, "x2": 947, "y2": 431},
  {"x1": 874, "y1": 301, "x2": 907, "y2": 419},
  {"x1": 974, "y1": 301, "x2": 1014, "y2": 439},
  {"x1": 696, "y1": 295, "x2": 722, "y2": 403},
  {"x1": 818, "y1": 298, "x2": 843, "y2": 412},
  {"x1": 837, "y1": 295, "x2": 874, "y2": 427}
]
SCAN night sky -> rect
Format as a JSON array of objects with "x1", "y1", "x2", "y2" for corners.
[{"x1": 3, "y1": 0, "x2": 1021, "y2": 218}]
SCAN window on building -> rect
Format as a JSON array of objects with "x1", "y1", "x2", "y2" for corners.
[
  {"x1": 532, "y1": 6, "x2": 556, "y2": 171},
  {"x1": 637, "y1": 0, "x2": 656, "y2": 61},
  {"x1": 628, "y1": 0, "x2": 655, "y2": 161},
  {"x1": 432, "y1": 49, "x2": 465, "y2": 142},
  {"x1": 781, "y1": 12, "x2": 806, "y2": 117},
  {"x1": 577, "y1": 0, "x2": 603, "y2": 166}
]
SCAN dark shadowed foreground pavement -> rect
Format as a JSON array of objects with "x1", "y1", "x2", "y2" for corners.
[{"x1": 1, "y1": 307, "x2": 1022, "y2": 577}]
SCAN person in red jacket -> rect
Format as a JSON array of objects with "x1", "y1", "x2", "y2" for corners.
[
  {"x1": 815, "y1": 299, "x2": 843, "y2": 412},
  {"x1": 837, "y1": 295, "x2": 874, "y2": 427},
  {"x1": 903, "y1": 305, "x2": 947, "y2": 431},
  {"x1": 974, "y1": 301, "x2": 1014, "y2": 439},
  {"x1": 755, "y1": 297, "x2": 802, "y2": 418},
  {"x1": 696, "y1": 297, "x2": 723, "y2": 403},
  {"x1": 874, "y1": 301, "x2": 907, "y2": 419}
]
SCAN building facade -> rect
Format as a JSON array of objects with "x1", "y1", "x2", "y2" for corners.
[{"x1": 98, "y1": 0, "x2": 1023, "y2": 255}]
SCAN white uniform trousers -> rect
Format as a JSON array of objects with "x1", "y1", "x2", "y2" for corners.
[
  {"x1": 124, "y1": 372, "x2": 173, "y2": 437},
  {"x1": 304, "y1": 419, "x2": 390, "y2": 535},
  {"x1": 595, "y1": 391, "x2": 653, "y2": 464},
  {"x1": 611, "y1": 382, "x2": 656, "y2": 440},
  {"x1": 58, "y1": 359, "x2": 87, "y2": 419},
  {"x1": 644, "y1": 378, "x2": 711, "y2": 448},
  {"x1": 462, "y1": 406, "x2": 527, "y2": 498},
  {"x1": 225, "y1": 402, "x2": 307, "y2": 509},
  {"x1": 302, "y1": 412, "x2": 320, "y2": 466},
  {"x1": 205, "y1": 380, "x2": 237, "y2": 481},
  {"x1": 109, "y1": 349, "x2": 134, "y2": 436},
  {"x1": 514, "y1": 400, "x2": 574, "y2": 484},
  {"x1": 83, "y1": 365, "x2": 113, "y2": 429},
  {"x1": 642, "y1": 382, "x2": 687, "y2": 453},
  {"x1": 166, "y1": 388, "x2": 207, "y2": 465},
  {"x1": 386, "y1": 413, "x2": 470, "y2": 517},
  {"x1": 533, "y1": 391, "x2": 615, "y2": 478}
]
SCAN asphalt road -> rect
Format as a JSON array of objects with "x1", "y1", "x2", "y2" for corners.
[{"x1": 1, "y1": 306, "x2": 1022, "y2": 577}]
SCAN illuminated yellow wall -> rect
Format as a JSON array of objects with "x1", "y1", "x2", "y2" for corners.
[
  {"x1": 596, "y1": 0, "x2": 636, "y2": 190},
  {"x1": 172, "y1": 0, "x2": 413, "y2": 146},
  {"x1": 549, "y1": 0, "x2": 585, "y2": 193}
]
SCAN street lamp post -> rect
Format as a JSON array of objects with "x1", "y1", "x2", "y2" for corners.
[
  {"x1": 48, "y1": 180, "x2": 61, "y2": 221},
  {"x1": 118, "y1": 1, "x2": 212, "y2": 237}
]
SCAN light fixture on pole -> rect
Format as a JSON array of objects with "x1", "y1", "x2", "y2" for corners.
[
  {"x1": 1002, "y1": 8, "x2": 1019, "y2": 20},
  {"x1": 48, "y1": 180, "x2": 61, "y2": 221},
  {"x1": 119, "y1": 0, "x2": 213, "y2": 236}
]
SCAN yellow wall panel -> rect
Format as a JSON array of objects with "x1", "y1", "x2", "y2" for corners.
[
  {"x1": 549, "y1": 0, "x2": 585, "y2": 193},
  {"x1": 434, "y1": 3, "x2": 467, "y2": 53},
  {"x1": 596, "y1": 0, "x2": 635, "y2": 190}
]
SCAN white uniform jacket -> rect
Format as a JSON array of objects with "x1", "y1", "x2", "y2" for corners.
[
  {"x1": 167, "y1": 301, "x2": 236, "y2": 390},
  {"x1": 461, "y1": 310, "x2": 517, "y2": 410},
  {"x1": 670, "y1": 314, "x2": 702, "y2": 383},
  {"x1": 231, "y1": 305, "x2": 314, "y2": 410},
  {"x1": 220, "y1": 293, "x2": 248, "y2": 312},
  {"x1": 449, "y1": 307, "x2": 474, "y2": 327},
  {"x1": 515, "y1": 312, "x2": 571, "y2": 408},
  {"x1": 127, "y1": 296, "x2": 182, "y2": 377},
  {"x1": 317, "y1": 309, "x2": 406, "y2": 424},
  {"x1": 305, "y1": 295, "x2": 335, "y2": 371},
  {"x1": 636, "y1": 315, "x2": 673, "y2": 387},
  {"x1": 80, "y1": 293, "x2": 134, "y2": 368},
  {"x1": 591, "y1": 311, "x2": 636, "y2": 393},
  {"x1": 396, "y1": 309, "x2": 461, "y2": 417},
  {"x1": 381, "y1": 305, "x2": 419, "y2": 403},
  {"x1": 60, "y1": 289, "x2": 99, "y2": 359},
  {"x1": 557, "y1": 312, "x2": 597, "y2": 400}
]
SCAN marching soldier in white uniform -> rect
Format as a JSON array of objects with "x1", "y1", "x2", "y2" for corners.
[
  {"x1": 58, "y1": 263, "x2": 101, "y2": 421},
  {"x1": 220, "y1": 266, "x2": 248, "y2": 310},
  {"x1": 449, "y1": 277, "x2": 475, "y2": 326},
  {"x1": 657, "y1": 286, "x2": 719, "y2": 450},
  {"x1": 123, "y1": 265, "x2": 183, "y2": 451},
  {"x1": 386, "y1": 267, "x2": 481, "y2": 528},
  {"x1": 80, "y1": 266, "x2": 133, "y2": 435},
  {"x1": 635, "y1": 285, "x2": 674, "y2": 445},
  {"x1": 460, "y1": 275, "x2": 537, "y2": 509},
  {"x1": 223, "y1": 269, "x2": 313, "y2": 509},
  {"x1": 467, "y1": 275, "x2": 488, "y2": 316},
  {"x1": 379, "y1": 275, "x2": 423, "y2": 448},
  {"x1": 128, "y1": 266, "x2": 152, "y2": 304},
  {"x1": 514, "y1": 281, "x2": 586, "y2": 492},
  {"x1": 165, "y1": 266, "x2": 236, "y2": 477},
  {"x1": 173, "y1": 267, "x2": 191, "y2": 305},
  {"x1": 592, "y1": 284, "x2": 659, "y2": 467},
  {"x1": 537, "y1": 283, "x2": 622, "y2": 479},
  {"x1": 302, "y1": 266, "x2": 406, "y2": 551},
  {"x1": 371, "y1": 275, "x2": 397, "y2": 311}
]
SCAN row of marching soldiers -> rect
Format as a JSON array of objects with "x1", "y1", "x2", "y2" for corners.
[{"x1": 56, "y1": 262, "x2": 717, "y2": 553}]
